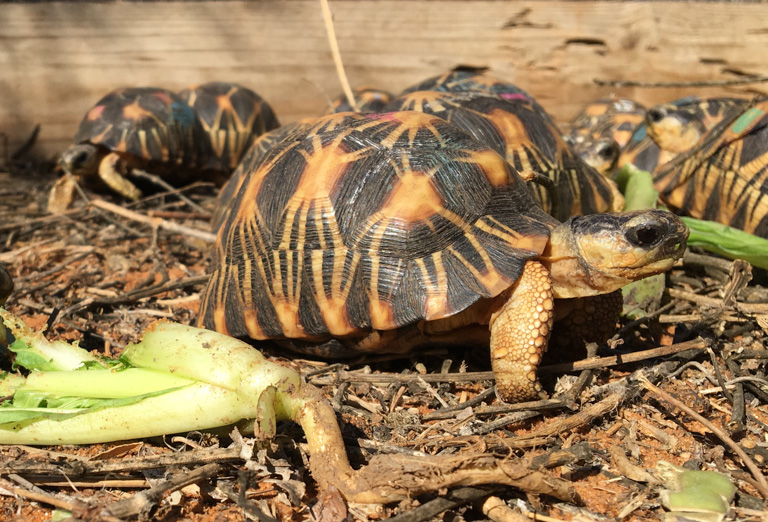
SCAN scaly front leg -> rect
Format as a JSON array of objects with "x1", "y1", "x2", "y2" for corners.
[{"x1": 489, "y1": 260, "x2": 554, "y2": 402}]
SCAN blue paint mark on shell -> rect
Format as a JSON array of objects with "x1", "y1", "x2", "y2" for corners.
[{"x1": 170, "y1": 101, "x2": 199, "y2": 128}]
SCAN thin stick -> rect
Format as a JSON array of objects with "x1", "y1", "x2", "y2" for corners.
[
  {"x1": 309, "y1": 338, "x2": 709, "y2": 385},
  {"x1": 594, "y1": 76, "x2": 768, "y2": 88},
  {"x1": 130, "y1": 169, "x2": 208, "y2": 214},
  {"x1": 320, "y1": 0, "x2": 358, "y2": 111},
  {"x1": 641, "y1": 376, "x2": 768, "y2": 499},
  {"x1": 0, "y1": 479, "x2": 123, "y2": 522},
  {"x1": 669, "y1": 287, "x2": 768, "y2": 314},
  {"x1": 90, "y1": 199, "x2": 215, "y2": 243}
]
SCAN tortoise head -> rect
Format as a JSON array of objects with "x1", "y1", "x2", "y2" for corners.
[
  {"x1": 570, "y1": 136, "x2": 621, "y2": 175},
  {"x1": 59, "y1": 143, "x2": 100, "y2": 176},
  {"x1": 645, "y1": 103, "x2": 706, "y2": 154},
  {"x1": 545, "y1": 209, "x2": 688, "y2": 299}
]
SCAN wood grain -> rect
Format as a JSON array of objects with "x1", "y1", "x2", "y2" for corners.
[{"x1": 1, "y1": 1, "x2": 766, "y2": 158}]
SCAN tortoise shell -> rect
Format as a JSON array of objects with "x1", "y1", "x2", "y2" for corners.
[
  {"x1": 566, "y1": 98, "x2": 646, "y2": 175},
  {"x1": 619, "y1": 96, "x2": 749, "y2": 173},
  {"x1": 200, "y1": 110, "x2": 555, "y2": 340},
  {"x1": 383, "y1": 90, "x2": 622, "y2": 221},
  {"x1": 653, "y1": 97, "x2": 768, "y2": 237},
  {"x1": 178, "y1": 82, "x2": 280, "y2": 172},
  {"x1": 569, "y1": 98, "x2": 646, "y2": 149},
  {"x1": 72, "y1": 87, "x2": 210, "y2": 173},
  {"x1": 325, "y1": 87, "x2": 394, "y2": 114},
  {"x1": 211, "y1": 120, "x2": 310, "y2": 230}
]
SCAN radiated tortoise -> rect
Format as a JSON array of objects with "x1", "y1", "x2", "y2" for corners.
[{"x1": 199, "y1": 110, "x2": 688, "y2": 402}]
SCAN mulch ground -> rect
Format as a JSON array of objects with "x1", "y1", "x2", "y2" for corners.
[{"x1": 0, "y1": 158, "x2": 767, "y2": 521}]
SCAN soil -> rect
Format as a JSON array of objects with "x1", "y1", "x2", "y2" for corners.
[{"x1": 0, "y1": 152, "x2": 766, "y2": 521}]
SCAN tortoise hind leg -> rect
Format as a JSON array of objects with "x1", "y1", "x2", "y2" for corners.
[
  {"x1": 550, "y1": 290, "x2": 623, "y2": 352},
  {"x1": 489, "y1": 259, "x2": 554, "y2": 402},
  {"x1": 98, "y1": 152, "x2": 143, "y2": 201}
]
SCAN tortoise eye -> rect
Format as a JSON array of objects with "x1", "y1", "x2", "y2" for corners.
[
  {"x1": 597, "y1": 141, "x2": 619, "y2": 160},
  {"x1": 72, "y1": 150, "x2": 91, "y2": 168},
  {"x1": 647, "y1": 107, "x2": 667, "y2": 124},
  {"x1": 626, "y1": 224, "x2": 663, "y2": 248}
]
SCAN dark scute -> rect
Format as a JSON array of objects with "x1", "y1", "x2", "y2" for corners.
[
  {"x1": 276, "y1": 249, "x2": 294, "y2": 298},
  {"x1": 344, "y1": 265, "x2": 372, "y2": 330},
  {"x1": 334, "y1": 148, "x2": 397, "y2": 242},
  {"x1": 737, "y1": 121, "x2": 768, "y2": 167},
  {"x1": 365, "y1": 255, "x2": 406, "y2": 301},
  {"x1": 444, "y1": 106, "x2": 508, "y2": 157},
  {"x1": 389, "y1": 260, "x2": 430, "y2": 326},
  {"x1": 297, "y1": 267, "x2": 326, "y2": 336},
  {"x1": 220, "y1": 272, "x2": 249, "y2": 337},
  {"x1": 441, "y1": 252, "x2": 491, "y2": 307},
  {"x1": 754, "y1": 213, "x2": 768, "y2": 239},
  {"x1": 728, "y1": 197, "x2": 748, "y2": 231},
  {"x1": 628, "y1": 138, "x2": 662, "y2": 173},
  {"x1": 288, "y1": 201, "x2": 306, "y2": 251},
  {"x1": 302, "y1": 200, "x2": 326, "y2": 250},
  {"x1": 258, "y1": 147, "x2": 309, "y2": 244},
  {"x1": 320, "y1": 249, "x2": 336, "y2": 295}
]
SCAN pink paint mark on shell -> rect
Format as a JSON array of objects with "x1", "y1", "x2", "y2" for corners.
[
  {"x1": 500, "y1": 93, "x2": 529, "y2": 102},
  {"x1": 152, "y1": 91, "x2": 174, "y2": 105},
  {"x1": 365, "y1": 112, "x2": 400, "y2": 121},
  {"x1": 86, "y1": 105, "x2": 106, "y2": 121}
]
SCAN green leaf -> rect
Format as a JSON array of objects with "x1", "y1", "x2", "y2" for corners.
[{"x1": 621, "y1": 274, "x2": 667, "y2": 319}]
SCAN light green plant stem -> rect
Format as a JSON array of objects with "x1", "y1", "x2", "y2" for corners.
[
  {"x1": 0, "y1": 383, "x2": 259, "y2": 445},
  {"x1": 22, "y1": 368, "x2": 195, "y2": 398}
]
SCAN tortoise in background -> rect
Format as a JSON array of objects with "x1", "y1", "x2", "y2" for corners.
[
  {"x1": 200, "y1": 110, "x2": 688, "y2": 402},
  {"x1": 325, "y1": 87, "x2": 394, "y2": 114},
  {"x1": 0, "y1": 262, "x2": 12, "y2": 306},
  {"x1": 49, "y1": 83, "x2": 279, "y2": 212},
  {"x1": 383, "y1": 89, "x2": 624, "y2": 221},
  {"x1": 179, "y1": 82, "x2": 280, "y2": 173},
  {"x1": 619, "y1": 96, "x2": 749, "y2": 174},
  {"x1": 652, "y1": 97, "x2": 768, "y2": 237},
  {"x1": 566, "y1": 98, "x2": 646, "y2": 175},
  {"x1": 401, "y1": 66, "x2": 555, "y2": 125},
  {"x1": 0, "y1": 262, "x2": 12, "y2": 345}
]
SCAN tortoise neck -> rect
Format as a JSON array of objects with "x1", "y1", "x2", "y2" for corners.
[{"x1": 541, "y1": 220, "x2": 616, "y2": 299}]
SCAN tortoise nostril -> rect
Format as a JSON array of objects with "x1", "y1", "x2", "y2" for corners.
[{"x1": 628, "y1": 224, "x2": 662, "y2": 247}]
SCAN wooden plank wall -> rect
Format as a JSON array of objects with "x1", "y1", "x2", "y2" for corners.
[{"x1": 1, "y1": 1, "x2": 766, "y2": 159}]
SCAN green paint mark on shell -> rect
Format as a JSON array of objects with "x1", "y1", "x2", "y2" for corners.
[{"x1": 730, "y1": 107, "x2": 764, "y2": 134}]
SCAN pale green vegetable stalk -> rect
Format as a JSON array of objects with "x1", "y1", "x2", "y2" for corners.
[
  {"x1": 615, "y1": 164, "x2": 660, "y2": 211},
  {"x1": 0, "y1": 308, "x2": 579, "y2": 504},
  {"x1": 0, "y1": 308, "x2": 299, "y2": 444}
]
